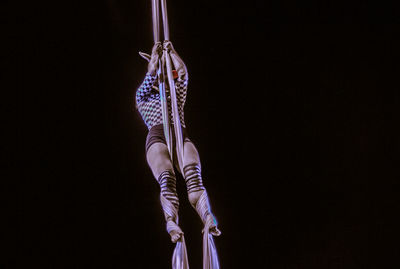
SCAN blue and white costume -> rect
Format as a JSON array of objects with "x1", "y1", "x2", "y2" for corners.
[{"x1": 136, "y1": 73, "x2": 188, "y2": 130}]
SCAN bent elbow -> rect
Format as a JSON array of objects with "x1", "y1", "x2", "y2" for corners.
[{"x1": 178, "y1": 68, "x2": 188, "y2": 81}]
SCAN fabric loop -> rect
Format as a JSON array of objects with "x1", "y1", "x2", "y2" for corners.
[
  {"x1": 172, "y1": 237, "x2": 190, "y2": 269},
  {"x1": 160, "y1": 191, "x2": 189, "y2": 268},
  {"x1": 195, "y1": 191, "x2": 221, "y2": 269}
]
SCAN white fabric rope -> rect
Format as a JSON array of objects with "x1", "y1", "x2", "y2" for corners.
[
  {"x1": 152, "y1": 1, "x2": 190, "y2": 267},
  {"x1": 148, "y1": 0, "x2": 221, "y2": 268},
  {"x1": 152, "y1": 0, "x2": 174, "y2": 163},
  {"x1": 158, "y1": 55, "x2": 174, "y2": 162},
  {"x1": 196, "y1": 191, "x2": 221, "y2": 269},
  {"x1": 164, "y1": 49, "x2": 185, "y2": 172},
  {"x1": 160, "y1": 0, "x2": 184, "y2": 172}
]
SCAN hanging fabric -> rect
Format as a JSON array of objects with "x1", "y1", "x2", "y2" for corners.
[
  {"x1": 151, "y1": 1, "x2": 189, "y2": 268},
  {"x1": 159, "y1": 0, "x2": 185, "y2": 173},
  {"x1": 197, "y1": 191, "x2": 220, "y2": 269},
  {"x1": 152, "y1": 0, "x2": 174, "y2": 164},
  {"x1": 147, "y1": 0, "x2": 220, "y2": 268}
]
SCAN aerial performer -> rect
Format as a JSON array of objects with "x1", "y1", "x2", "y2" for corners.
[{"x1": 134, "y1": 0, "x2": 221, "y2": 268}]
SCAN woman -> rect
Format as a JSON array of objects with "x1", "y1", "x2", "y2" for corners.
[{"x1": 136, "y1": 41, "x2": 221, "y2": 243}]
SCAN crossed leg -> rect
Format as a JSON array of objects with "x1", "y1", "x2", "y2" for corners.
[
  {"x1": 146, "y1": 142, "x2": 182, "y2": 242},
  {"x1": 146, "y1": 140, "x2": 221, "y2": 241},
  {"x1": 181, "y1": 141, "x2": 221, "y2": 236}
]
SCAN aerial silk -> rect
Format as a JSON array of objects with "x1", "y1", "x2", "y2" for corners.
[
  {"x1": 145, "y1": 0, "x2": 220, "y2": 268},
  {"x1": 197, "y1": 191, "x2": 220, "y2": 269}
]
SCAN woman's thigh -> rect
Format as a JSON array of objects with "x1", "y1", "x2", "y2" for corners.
[{"x1": 146, "y1": 142, "x2": 174, "y2": 179}]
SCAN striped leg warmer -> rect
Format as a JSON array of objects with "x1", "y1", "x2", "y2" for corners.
[
  {"x1": 183, "y1": 164, "x2": 221, "y2": 236},
  {"x1": 157, "y1": 170, "x2": 183, "y2": 243}
]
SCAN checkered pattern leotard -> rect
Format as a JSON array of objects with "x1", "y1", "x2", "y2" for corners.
[{"x1": 136, "y1": 73, "x2": 188, "y2": 130}]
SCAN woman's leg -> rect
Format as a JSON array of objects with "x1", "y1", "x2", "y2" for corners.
[
  {"x1": 146, "y1": 142, "x2": 182, "y2": 243},
  {"x1": 182, "y1": 141, "x2": 221, "y2": 236}
]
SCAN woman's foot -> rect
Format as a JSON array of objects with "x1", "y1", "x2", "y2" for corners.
[
  {"x1": 167, "y1": 220, "x2": 184, "y2": 243},
  {"x1": 204, "y1": 214, "x2": 221, "y2": 236}
]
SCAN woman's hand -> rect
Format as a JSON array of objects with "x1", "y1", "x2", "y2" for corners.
[
  {"x1": 163, "y1": 40, "x2": 174, "y2": 53},
  {"x1": 147, "y1": 42, "x2": 162, "y2": 75},
  {"x1": 164, "y1": 41, "x2": 188, "y2": 80}
]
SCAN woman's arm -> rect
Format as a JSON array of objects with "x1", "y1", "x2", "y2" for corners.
[
  {"x1": 164, "y1": 41, "x2": 188, "y2": 81},
  {"x1": 147, "y1": 42, "x2": 162, "y2": 76},
  {"x1": 136, "y1": 43, "x2": 162, "y2": 105}
]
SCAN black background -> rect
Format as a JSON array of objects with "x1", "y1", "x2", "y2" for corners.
[{"x1": 4, "y1": 0, "x2": 399, "y2": 268}]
